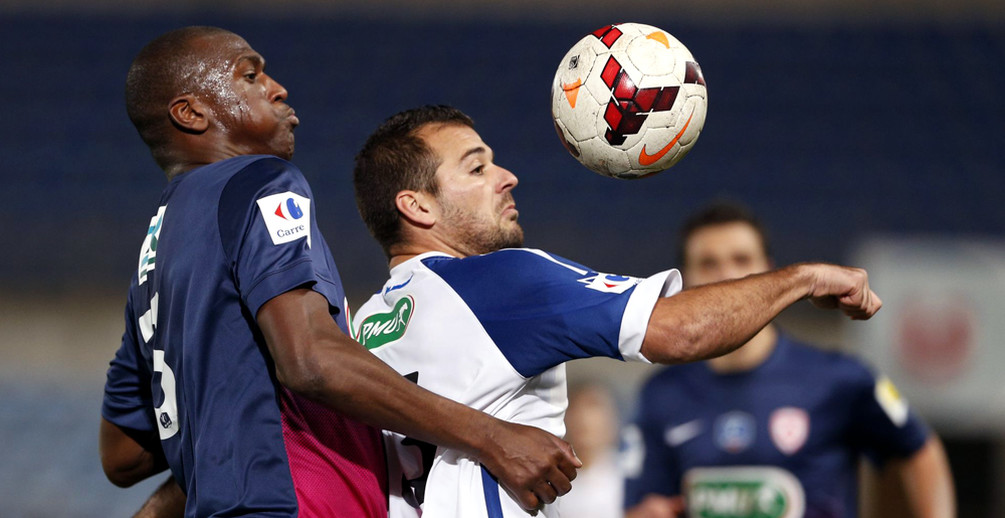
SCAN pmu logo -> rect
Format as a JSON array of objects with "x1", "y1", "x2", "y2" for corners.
[{"x1": 274, "y1": 198, "x2": 304, "y2": 220}]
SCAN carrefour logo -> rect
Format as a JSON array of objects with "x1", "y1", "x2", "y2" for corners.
[
  {"x1": 256, "y1": 191, "x2": 312, "y2": 248},
  {"x1": 357, "y1": 296, "x2": 414, "y2": 350},
  {"x1": 579, "y1": 272, "x2": 640, "y2": 294},
  {"x1": 274, "y1": 198, "x2": 304, "y2": 220}
]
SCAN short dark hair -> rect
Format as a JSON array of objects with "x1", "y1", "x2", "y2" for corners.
[
  {"x1": 125, "y1": 26, "x2": 231, "y2": 169},
  {"x1": 678, "y1": 201, "x2": 772, "y2": 264},
  {"x1": 353, "y1": 105, "x2": 475, "y2": 256}
]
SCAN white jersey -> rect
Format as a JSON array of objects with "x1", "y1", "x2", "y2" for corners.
[{"x1": 352, "y1": 248, "x2": 681, "y2": 518}]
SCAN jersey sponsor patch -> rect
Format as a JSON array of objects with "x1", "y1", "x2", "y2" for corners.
[
  {"x1": 684, "y1": 466, "x2": 806, "y2": 518},
  {"x1": 875, "y1": 376, "x2": 909, "y2": 427},
  {"x1": 769, "y1": 407, "x2": 809, "y2": 455},
  {"x1": 714, "y1": 411, "x2": 756, "y2": 454},
  {"x1": 357, "y1": 296, "x2": 414, "y2": 350},
  {"x1": 579, "y1": 272, "x2": 640, "y2": 294},
  {"x1": 255, "y1": 192, "x2": 311, "y2": 248}
]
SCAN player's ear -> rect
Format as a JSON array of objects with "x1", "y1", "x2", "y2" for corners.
[
  {"x1": 168, "y1": 94, "x2": 210, "y2": 133},
  {"x1": 395, "y1": 190, "x2": 436, "y2": 228}
]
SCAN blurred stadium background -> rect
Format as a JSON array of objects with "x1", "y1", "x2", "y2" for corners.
[{"x1": 1, "y1": 0, "x2": 1002, "y2": 515}]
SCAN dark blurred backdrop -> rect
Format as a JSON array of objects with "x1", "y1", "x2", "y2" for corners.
[{"x1": 1, "y1": 1, "x2": 1002, "y2": 516}]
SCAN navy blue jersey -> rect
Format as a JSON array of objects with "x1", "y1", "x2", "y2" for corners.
[
  {"x1": 102, "y1": 156, "x2": 386, "y2": 517},
  {"x1": 624, "y1": 334, "x2": 929, "y2": 518}
]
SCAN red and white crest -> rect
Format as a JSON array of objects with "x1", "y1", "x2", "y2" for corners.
[{"x1": 770, "y1": 407, "x2": 810, "y2": 456}]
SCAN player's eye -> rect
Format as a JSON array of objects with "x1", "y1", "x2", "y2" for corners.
[
  {"x1": 472, "y1": 165, "x2": 485, "y2": 175},
  {"x1": 244, "y1": 72, "x2": 258, "y2": 81}
]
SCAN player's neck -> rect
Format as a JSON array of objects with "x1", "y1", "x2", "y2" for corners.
[
  {"x1": 387, "y1": 233, "x2": 472, "y2": 269},
  {"x1": 707, "y1": 324, "x2": 778, "y2": 374}
]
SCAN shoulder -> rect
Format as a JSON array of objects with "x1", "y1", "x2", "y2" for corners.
[
  {"x1": 218, "y1": 155, "x2": 309, "y2": 198},
  {"x1": 421, "y1": 248, "x2": 590, "y2": 277}
]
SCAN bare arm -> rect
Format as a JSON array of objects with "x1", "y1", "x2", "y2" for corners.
[
  {"x1": 99, "y1": 417, "x2": 168, "y2": 488},
  {"x1": 892, "y1": 436, "x2": 956, "y2": 518},
  {"x1": 641, "y1": 263, "x2": 882, "y2": 364},
  {"x1": 133, "y1": 477, "x2": 186, "y2": 518},
  {"x1": 257, "y1": 288, "x2": 581, "y2": 510}
]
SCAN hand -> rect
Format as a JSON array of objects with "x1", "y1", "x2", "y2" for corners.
[
  {"x1": 803, "y1": 264, "x2": 882, "y2": 320},
  {"x1": 625, "y1": 494, "x2": 686, "y2": 518},
  {"x1": 478, "y1": 420, "x2": 582, "y2": 511}
]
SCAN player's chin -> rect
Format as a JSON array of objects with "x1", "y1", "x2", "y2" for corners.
[{"x1": 274, "y1": 134, "x2": 296, "y2": 160}]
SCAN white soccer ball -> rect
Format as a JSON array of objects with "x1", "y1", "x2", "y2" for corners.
[{"x1": 551, "y1": 23, "x2": 708, "y2": 179}]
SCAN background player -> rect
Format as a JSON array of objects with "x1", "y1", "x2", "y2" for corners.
[
  {"x1": 623, "y1": 202, "x2": 955, "y2": 518},
  {"x1": 99, "y1": 27, "x2": 580, "y2": 517},
  {"x1": 350, "y1": 105, "x2": 882, "y2": 517}
]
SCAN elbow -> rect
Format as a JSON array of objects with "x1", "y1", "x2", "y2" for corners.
[
  {"x1": 101, "y1": 455, "x2": 145, "y2": 488},
  {"x1": 273, "y1": 352, "x2": 330, "y2": 400}
]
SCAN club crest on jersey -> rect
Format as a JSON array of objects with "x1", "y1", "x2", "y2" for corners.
[
  {"x1": 714, "y1": 411, "x2": 756, "y2": 454},
  {"x1": 579, "y1": 272, "x2": 639, "y2": 294},
  {"x1": 255, "y1": 192, "x2": 312, "y2": 248},
  {"x1": 357, "y1": 296, "x2": 414, "y2": 350},
  {"x1": 770, "y1": 407, "x2": 810, "y2": 455}
]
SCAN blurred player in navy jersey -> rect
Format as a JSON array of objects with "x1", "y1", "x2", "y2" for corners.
[
  {"x1": 623, "y1": 202, "x2": 955, "y2": 518},
  {"x1": 99, "y1": 27, "x2": 581, "y2": 518},
  {"x1": 350, "y1": 105, "x2": 883, "y2": 517}
]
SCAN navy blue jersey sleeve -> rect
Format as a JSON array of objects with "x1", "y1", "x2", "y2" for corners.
[
  {"x1": 102, "y1": 288, "x2": 157, "y2": 432},
  {"x1": 423, "y1": 248, "x2": 680, "y2": 378},
  {"x1": 218, "y1": 157, "x2": 343, "y2": 317},
  {"x1": 624, "y1": 378, "x2": 682, "y2": 507},
  {"x1": 845, "y1": 361, "x2": 930, "y2": 465}
]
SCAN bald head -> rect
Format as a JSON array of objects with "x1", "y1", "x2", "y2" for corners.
[{"x1": 128, "y1": 27, "x2": 252, "y2": 169}]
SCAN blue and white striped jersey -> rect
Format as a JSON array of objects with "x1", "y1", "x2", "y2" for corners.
[{"x1": 353, "y1": 249, "x2": 681, "y2": 518}]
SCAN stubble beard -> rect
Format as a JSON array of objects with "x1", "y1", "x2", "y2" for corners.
[{"x1": 439, "y1": 197, "x2": 524, "y2": 256}]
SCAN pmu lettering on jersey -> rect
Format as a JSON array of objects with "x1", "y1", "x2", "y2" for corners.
[
  {"x1": 138, "y1": 205, "x2": 167, "y2": 285},
  {"x1": 684, "y1": 466, "x2": 805, "y2": 518},
  {"x1": 357, "y1": 296, "x2": 414, "y2": 350}
]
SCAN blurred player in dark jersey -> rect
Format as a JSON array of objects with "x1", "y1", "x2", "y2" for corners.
[
  {"x1": 99, "y1": 27, "x2": 580, "y2": 517},
  {"x1": 623, "y1": 202, "x2": 955, "y2": 518}
]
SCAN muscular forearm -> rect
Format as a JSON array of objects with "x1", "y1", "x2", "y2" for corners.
[
  {"x1": 257, "y1": 289, "x2": 578, "y2": 509},
  {"x1": 641, "y1": 264, "x2": 812, "y2": 363},
  {"x1": 897, "y1": 436, "x2": 956, "y2": 518},
  {"x1": 133, "y1": 476, "x2": 186, "y2": 518},
  {"x1": 641, "y1": 262, "x2": 880, "y2": 363},
  {"x1": 290, "y1": 328, "x2": 504, "y2": 457}
]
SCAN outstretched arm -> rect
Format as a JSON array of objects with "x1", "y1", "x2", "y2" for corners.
[
  {"x1": 257, "y1": 288, "x2": 581, "y2": 511},
  {"x1": 893, "y1": 436, "x2": 956, "y2": 518},
  {"x1": 641, "y1": 263, "x2": 881, "y2": 363}
]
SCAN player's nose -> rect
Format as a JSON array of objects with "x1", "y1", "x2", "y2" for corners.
[
  {"x1": 497, "y1": 165, "x2": 518, "y2": 192},
  {"x1": 266, "y1": 74, "x2": 289, "y2": 103}
]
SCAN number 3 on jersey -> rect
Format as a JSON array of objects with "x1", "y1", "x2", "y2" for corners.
[{"x1": 140, "y1": 293, "x2": 180, "y2": 440}]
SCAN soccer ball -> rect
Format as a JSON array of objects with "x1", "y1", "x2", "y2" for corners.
[{"x1": 551, "y1": 23, "x2": 708, "y2": 179}]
